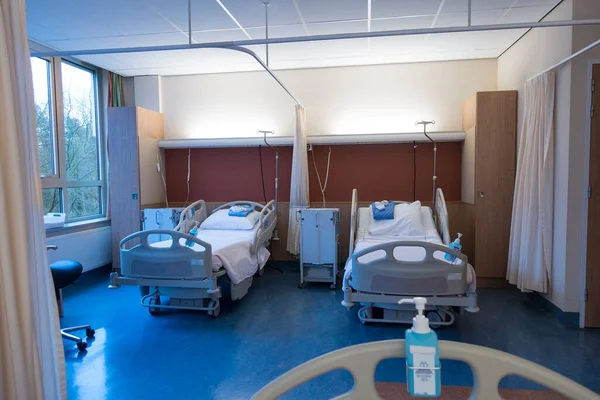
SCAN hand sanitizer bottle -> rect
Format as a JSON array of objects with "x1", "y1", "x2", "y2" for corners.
[
  {"x1": 398, "y1": 297, "x2": 441, "y2": 398},
  {"x1": 444, "y1": 233, "x2": 463, "y2": 262},
  {"x1": 185, "y1": 222, "x2": 199, "y2": 247}
]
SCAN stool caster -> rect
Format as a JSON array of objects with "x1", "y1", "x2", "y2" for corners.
[
  {"x1": 77, "y1": 341, "x2": 87, "y2": 351},
  {"x1": 86, "y1": 328, "x2": 95, "y2": 338}
]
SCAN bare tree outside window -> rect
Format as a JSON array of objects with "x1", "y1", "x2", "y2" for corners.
[{"x1": 31, "y1": 57, "x2": 104, "y2": 221}]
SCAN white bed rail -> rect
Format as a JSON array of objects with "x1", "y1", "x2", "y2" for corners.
[
  {"x1": 119, "y1": 229, "x2": 213, "y2": 279},
  {"x1": 175, "y1": 199, "x2": 207, "y2": 233},
  {"x1": 213, "y1": 200, "x2": 277, "y2": 254},
  {"x1": 252, "y1": 340, "x2": 600, "y2": 400},
  {"x1": 349, "y1": 188, "x2": 358, "y2": 256},
  {"x1": 435, "y1": 188, "x2": 451, "y2": 245},
  {"x1": 352, "y1": 240, "x2": 467, "y2": 267}
]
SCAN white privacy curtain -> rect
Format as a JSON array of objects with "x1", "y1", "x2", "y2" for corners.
[
  {"x1": 507, "y1": 72, "x2": 555, "y2": 293},
  {"x1": 287, "y1": 105, "x2": 310, "y2": 256},
  {"x1": 0, "y1": 0, "x2": 66, "y2": 398}
]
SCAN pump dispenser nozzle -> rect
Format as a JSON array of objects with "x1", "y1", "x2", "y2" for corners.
[{"x1": 399, "y1": 297, "x2": 430, "y2": 334}]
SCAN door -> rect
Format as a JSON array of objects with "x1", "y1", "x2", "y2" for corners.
[
  {"x1": 585, "y1": 65, "x2": 600, "y2": 327},
  {"x1": 474, "y1": 91, "x2": 518, "y2": 278}
]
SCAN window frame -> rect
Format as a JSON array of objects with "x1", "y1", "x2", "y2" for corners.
[{"x1": 36, "y1": 56, "x2": 107, "y2": 223}]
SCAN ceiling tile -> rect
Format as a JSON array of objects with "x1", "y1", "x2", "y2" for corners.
[
  {"x1": 372, "y1": 0, "x2": 444, "y2": 18},
  {"x1": 371, "y1": 15, "x2": 436, "y2": 31},
  {"x1": 516, "y1": 0, "x2": 561, "y2": 6},
  {"x1": 502, "y1": 5, "x2": 555, "y2": 23},
  {"x1": 307, "y1": 20, "x2": 368, "y2": 35},
  {"x1": 26, "y1": 21, "x2": 68, "y2": 42},
  {"x1": 45, "y1": 33, "x2": 187, "y2": 52},
  {"x1": 218, "y1": 0, "x2": 300, "y2": 28},
  {"x1": 295, "y1": 0, "x2": 369, "y2": 23},
  {"x1": 443, "y1": 0, "x2": 515, "y2": 13}
]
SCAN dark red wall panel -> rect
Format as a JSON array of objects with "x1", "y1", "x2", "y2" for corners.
[{"x1": 165, "y1": 142, "x2": 462, "y2": 204}]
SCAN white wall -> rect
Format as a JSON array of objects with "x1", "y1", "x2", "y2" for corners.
[
  {"x1": 47, "y1": 227, "x2": 112, "y2": 272},
  {"x1": 498, "y1": 0, "x2": 574, "y2": 311},
  {"x1": 498, "y1": 0, "x2": 600, "y2": 314},
  {"x1": 134, "y1": 75, "x2": 162, "y2": 112},
  {"x1": 160, "y1": 59, "x2": 498, "y2": 140},
  {"x1": 568, "y1": 0, "x2": 600, "y2": 315}
]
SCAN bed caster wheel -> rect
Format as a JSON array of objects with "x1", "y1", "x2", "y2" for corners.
[
  {"x1": 77, "y1": 342, "x2": 87, "y2": 351},
  {"x1": 298, "y1": 283, "x2": 304, "y2": 289},
  {"x1": 148, "y1": 296, "x2": 161, "y2": 316},
  {"x1": 208, "y1": 300, "x2": 220, "y2": 318},
  {"x1": 330, "y1": 284, "x2": 336, "y2": 290},
  {"x1": 86, "y1": 328, "x2": 95, "y2": 338},
  {"x1": 139, "y1": 286, "x2": 150, "y2": 297},
  {"x1": 427, "y1": 311, "x2": 443, "y2": 327}
]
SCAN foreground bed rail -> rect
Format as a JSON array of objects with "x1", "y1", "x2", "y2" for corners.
[{"x1": 252, "y1": 340, "x2": 599, "y2": 400}]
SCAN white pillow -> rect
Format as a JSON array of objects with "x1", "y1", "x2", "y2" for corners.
[
  {"x1": 200, "y1": 209, "x2": 260, "y2": 230},
  {"x1": 368, "y1": 201, "x2": 426, "y2": 237}
]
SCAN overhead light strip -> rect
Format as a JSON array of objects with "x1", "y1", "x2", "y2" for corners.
[{"x1": 158, "y1": 132, "x2": 467, "y2": 149}]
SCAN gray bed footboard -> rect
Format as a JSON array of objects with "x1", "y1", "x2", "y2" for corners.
[
  {"x1": 119, "y1": 229, "x2": 213, "y2": 279},
  {"x1": 351, "y1": 241, "x2": 469, "y2": 296}
]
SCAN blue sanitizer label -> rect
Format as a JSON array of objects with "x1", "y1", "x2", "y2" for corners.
[{"x1": 410, "y1": 345, "x2": 437, "y2": 396}]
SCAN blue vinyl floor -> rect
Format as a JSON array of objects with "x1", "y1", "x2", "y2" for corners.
[{"x1": 61, "y1": 264, "x2": 600, "y2": 400}]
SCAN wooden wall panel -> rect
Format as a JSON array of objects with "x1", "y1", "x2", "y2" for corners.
[{"x1": 474, "y1": 91, "x2": 517, "y2": 278}]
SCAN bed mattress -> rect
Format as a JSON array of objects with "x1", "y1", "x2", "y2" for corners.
[
  {"x1": 344, "y1": 207, "x2": 475, "y2": 292},
  {"x1": 151, "y1": 228, "x2": 269, "y2": 285}
]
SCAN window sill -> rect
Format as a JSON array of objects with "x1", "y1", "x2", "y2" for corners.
[{"x1": 45, "y1": 217, "x2": 111, "y2": 238}]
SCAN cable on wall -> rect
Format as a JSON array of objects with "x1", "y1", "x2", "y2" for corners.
[
  {"x1": 157, "y1": 152, "x2": 169, "y2": 208},
  {"x1": 412, "y1": 140, "x2": 417, "y2": 202},
  {"x1": 312, "y1": 146, "x2": 332, "y2": 208},
  {"x1": 258, "y1": 145, "x2": 268, "y2": 204},
  {"x1": 184, "y1": 148, "x2": 191, "y2": 206}
]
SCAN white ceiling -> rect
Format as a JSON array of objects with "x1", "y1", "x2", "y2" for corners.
[{"x1": 26, "y1": 0, "x2": 562, "y2": 76}]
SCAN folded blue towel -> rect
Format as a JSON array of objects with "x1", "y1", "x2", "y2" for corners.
[
  {"x1": 371, "y1": 201, "x2": 395, "y2": 220},
  {"x1": 228, "y1": 205, "x2": 252, "y2": 217}
]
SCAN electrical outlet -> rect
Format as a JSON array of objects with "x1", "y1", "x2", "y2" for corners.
[{"x1": 307, "y1": 144, "x2": 313, "y2": 151}]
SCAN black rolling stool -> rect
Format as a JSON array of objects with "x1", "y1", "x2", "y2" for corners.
[{"x1": 48, "y1": 248, "x2": 95, "y2": 351}]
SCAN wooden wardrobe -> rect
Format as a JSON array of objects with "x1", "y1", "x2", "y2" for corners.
[
  {"x1": 462, "y1": 91, "x2": 518, "y2": 280},
  {"x1": 108, "y1": 106, "x2": 166, "y2": 270}
]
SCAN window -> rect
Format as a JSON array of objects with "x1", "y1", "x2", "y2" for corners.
[{"x1": 31, "y1": 57, "x2": 106, "y2": 222}]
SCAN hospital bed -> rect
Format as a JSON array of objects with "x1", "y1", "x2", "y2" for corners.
[
  {"x1": 109, "y1": 199, "x2": 277, "y2": 317},
  {"x1": 342, "y1": 188, "x2": 478, "y2": 325}
]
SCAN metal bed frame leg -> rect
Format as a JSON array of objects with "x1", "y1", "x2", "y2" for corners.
[{"x1": 265, "y1": 241, "x2": 283, "y2": 273}]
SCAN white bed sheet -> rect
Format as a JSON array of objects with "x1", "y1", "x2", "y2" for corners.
[
  {"x1": 151, "y1": 228, "x2": 269, "y2": 285},
  {"x1": 345, "y1": 207, "x2": 475, "y2": 293}
]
